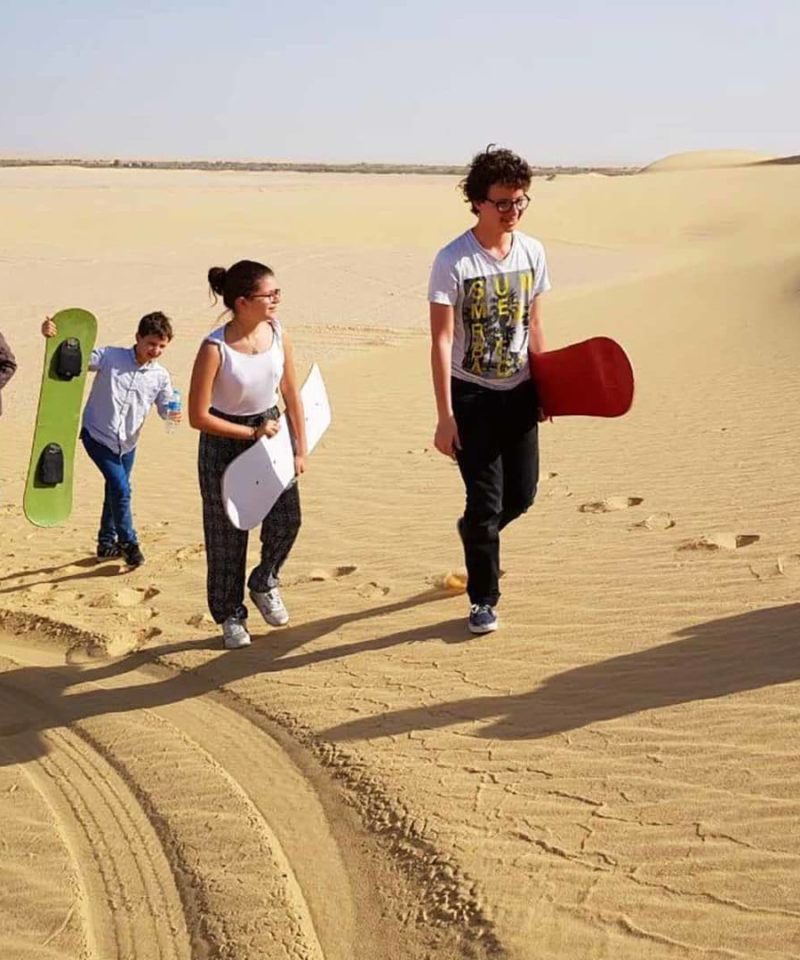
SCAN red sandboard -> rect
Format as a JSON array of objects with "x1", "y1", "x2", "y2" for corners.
[{"x1": 530, "y1": 337, "x2": 634, "y2": 418}]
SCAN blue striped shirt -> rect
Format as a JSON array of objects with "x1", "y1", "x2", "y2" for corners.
[{"x1": 81, "y1": 346, "x2": 173, "y2": 455}]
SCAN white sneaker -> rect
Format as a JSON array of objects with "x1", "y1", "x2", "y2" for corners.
[
  {"x1": 222, "y1": 616, "x2": 251, "y2": 649},
  {"x1": 249, "y1": 587, "x2": 289, "y2": 626}
]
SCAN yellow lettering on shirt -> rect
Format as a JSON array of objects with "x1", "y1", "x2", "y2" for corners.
[
  {"x1": 469, "y1": 299, "x2": 489, "y2": 321},
  {"x1": 467, "y1": 279, "x2": 486, "y2": 302},
  {"x1": 469, "y1": 323, "x2": 487, "y2": 374},
  {"x1": 497, "y1": 348, "x2": 518, "y2": 378},
  {"x1": 492, "y1": 275, "x2": 510, "y2": 297}
]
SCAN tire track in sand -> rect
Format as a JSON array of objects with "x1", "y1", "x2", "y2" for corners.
[
  {"x1": 1, "y1": 632, "x2": 495, "y2": 960},
  {"x1": 1, "y1": 656, "x2": 330, "y2": 959},
  {"x1": 0, "y1": 682, "x2": 191, "y2": 960}
]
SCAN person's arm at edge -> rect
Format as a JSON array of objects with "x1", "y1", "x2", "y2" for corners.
[
  {"x1": 430, "y1": 302, "x2": 460, "y2": 458},
  {"x1": 279, "y1": 332, "x2": 307, "y2": 475},
  {"x1": 41, "y1": 316, "x2": 104, "y2": 370},
  {"x1": 528, "y1": 293, "x2": 545, "y2": 355},
  {"x1": 188, "y1": 341, "x2": 278, "y2": 441},
  {"x1": 0, "y1": 333, "x2": 17, "y2": 390},
  {"x1": 528, "y1": 293, "x2": 550, "y2": 422}
]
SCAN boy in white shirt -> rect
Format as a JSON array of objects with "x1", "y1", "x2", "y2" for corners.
[{"x1": 428, "y1": 146, "x2": 550, "y2": 634}]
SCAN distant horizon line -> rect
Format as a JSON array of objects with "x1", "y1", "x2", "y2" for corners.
[{"x1": 0, "y1": 156, "x2": 639, "y2": 177}]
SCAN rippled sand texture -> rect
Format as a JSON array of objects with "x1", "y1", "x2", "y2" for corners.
[{"x1": 1, "y1": 154, "x2": 799, "y2": 958}]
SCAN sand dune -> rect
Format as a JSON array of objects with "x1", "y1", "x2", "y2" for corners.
[
  {"x1": 1, "y1": 160, "x2": 799, "y2": 958},
  {"x1": 642, "y1": 148, "x2": 778, "y2": 171}
]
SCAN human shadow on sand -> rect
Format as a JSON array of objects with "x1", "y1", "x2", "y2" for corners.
[
  {"x1": 0, "y1": 588, "x2": 462, "y2": 766},
  {"x1": 0, "y1": 556, "x2": 122, "y2": 594},
  {"x1": 3, "y1": 601, "x2": 797, "y2": 768},
  {"x1": 322, "y1": 603, "x2": 800, "y2": 742}
]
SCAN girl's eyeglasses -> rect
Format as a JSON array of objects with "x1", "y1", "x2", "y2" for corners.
[{"x1": 248, "y1": 290, "x2": 282, "y2": 302}]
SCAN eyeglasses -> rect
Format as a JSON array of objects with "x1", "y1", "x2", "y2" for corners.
[
  {"x1": 248, "y1": 289, "x2": 282, "y2": 302},
  {"x1": 483, "y1": 195, "x2": 531, "y2": 214}
]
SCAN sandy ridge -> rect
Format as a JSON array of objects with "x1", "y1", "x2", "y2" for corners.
[
  {"x1": 2, "y1": 682, "x2": 191, "y2": 960},
  {"x1": 1, "y1": 624, "x2": 503, "y2": 959},
  {"x1": 1, "y1": 161, "x2": 800, "y2": 958}
]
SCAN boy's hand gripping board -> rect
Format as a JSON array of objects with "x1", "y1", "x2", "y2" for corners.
[
  {"x1": 530, "y1": 336, "x2": 634, "y2": 419},
  {"x1": 222, "y1": 363, "x2": 331, "y2": 530},
  {"x1": 24, "y1": 308, "x2": 97, "y2": 527}
]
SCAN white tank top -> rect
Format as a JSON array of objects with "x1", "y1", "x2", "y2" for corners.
[{"x1": 206, "y1": 320, "x2": 284, "y2": 416}]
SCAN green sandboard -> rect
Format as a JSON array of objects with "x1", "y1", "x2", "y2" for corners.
[{"x1": 23, "y1": 308, "x2": 97, "y2": 527}]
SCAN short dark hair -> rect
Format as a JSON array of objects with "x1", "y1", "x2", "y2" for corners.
[
  {"x1": 208, "y1": 260, "x2": 274, "y2": 311},
  {"x1": 137, "y1": 311, "x2": 173, "y2": 340},
  {"x1": 460, "y1": 144, "x2": 533, "y2": 214}
]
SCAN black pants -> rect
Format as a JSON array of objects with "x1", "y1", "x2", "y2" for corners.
[
  {"x1": 198, "y1": 407, "x2": 302, "y2": 624},
  {"x1": 452, "y1": 377, "x2": 539, "y2": 606}
]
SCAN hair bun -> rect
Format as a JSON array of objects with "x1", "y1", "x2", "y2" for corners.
[{"x1": 207, "y1": 266, "x2": 227, "y2": 296}]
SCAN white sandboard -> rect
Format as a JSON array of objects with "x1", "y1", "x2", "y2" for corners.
[{"x1": 222, "y1": 364, "x2": 331, "y2": 530}]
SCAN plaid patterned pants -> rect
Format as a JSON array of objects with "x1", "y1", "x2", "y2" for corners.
[{"x1": 198, "y1": 407, "x2": 302, "y2": 624}]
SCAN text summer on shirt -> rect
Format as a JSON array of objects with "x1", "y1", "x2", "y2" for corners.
[{"x1": 428, "y1": 230, "x2": 551, "y2": 390}]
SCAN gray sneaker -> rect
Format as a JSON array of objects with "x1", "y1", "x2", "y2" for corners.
[
  {"x1": 222, "y1": 616, "x2": 251, "y2": 649},
  {"x1": 249, "y1": 587, "x2": 289, "y2": 627}
]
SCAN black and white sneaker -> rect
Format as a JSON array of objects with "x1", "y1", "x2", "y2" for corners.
[
  {"x1": 120, "y1": 542, "x2": 145, "y2": 569},
  {"x1": 468, "y1": 603, "x2": 498, "y2": 635},
  {"x1": 96, "y1": 542, "x2": 121, "y2": 560}
]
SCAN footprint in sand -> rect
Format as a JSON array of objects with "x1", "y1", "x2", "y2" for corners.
[
  {"x1": 540, "y1": 472, "x2": 571, "y2": 498},
  {"x1": 53, "y1": 589, "x2": 84, "y2": 603},
  {"x1": 90, "y1": 586, "x2": 160, "y2": 609},
  {"x1": 749, "y1": 554, "x2": 800, "y2": 580},
  {"x1": 175, "y1": 544, "x2": 205, "y2": 562},
  {"x1": 355, "y1": 581, "x2": 391, "y2": 599},
  {"x1": 678, "y1": 532, "x2": 760, "y2": 553},
  {"x1": 125, "y1": 607, "x2": 160, "y2": 624},
  {"x1": 36, "y1": 586, "x2": 86, "y2": 606},
  {"x1": 579, "y1": 496, "x2": 644, "y2": 514},
  {"x1": 26, "y1": 582, "x2": 58, "y2": 595},
  {"x1": 65, "y1": 642, "x2": 108, "y2": 664},
  {"x1": 186, "y1": 612, "x2": 215, "y2": 628},
  {"x1": 632, "y1": 512, "x2": 676, "y2": 531},
  {"x1": 307, "y1": 565, "x2": 358, "y2": 582}
]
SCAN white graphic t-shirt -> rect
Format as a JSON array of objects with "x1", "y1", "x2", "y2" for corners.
[{"x1": 428, "y1": 229, "x2": 551, "y2": 390}]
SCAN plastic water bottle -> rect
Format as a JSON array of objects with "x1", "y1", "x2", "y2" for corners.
[{"x1": 165, "y1": 387, "x2": 181, "y2": 433}]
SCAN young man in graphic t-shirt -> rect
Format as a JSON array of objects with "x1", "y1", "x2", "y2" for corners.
[{"x1": 428, "y1": 145, "x2": 550, "y2": 634}]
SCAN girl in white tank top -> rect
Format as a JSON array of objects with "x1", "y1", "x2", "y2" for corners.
[
  {"x1": 188, "y1": 260, "x2": 308, "y2": 650},
  {"x1": 205, "y1": 318, "x2": 284, "y2": 416}
]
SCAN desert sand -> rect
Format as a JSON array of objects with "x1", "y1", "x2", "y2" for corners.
[{"x1": 1, "y1": 155, "x2": 799, "y2": 959}]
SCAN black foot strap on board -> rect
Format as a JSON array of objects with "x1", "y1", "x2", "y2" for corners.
[
  {"x1": 55, "y1": 337, "x2": 83, "y2": 380},
  {"x1": 37, "y1": 443, "x2": 64, "y2": 485}
]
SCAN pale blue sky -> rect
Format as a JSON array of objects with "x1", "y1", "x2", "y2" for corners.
[{"x1": 1, "y1": 0, "x2": 796, "y2": 166}]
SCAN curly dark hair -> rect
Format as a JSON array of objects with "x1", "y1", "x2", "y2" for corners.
[{"x1": 460, "y1": 144, "x2": 533, "y2": 214}]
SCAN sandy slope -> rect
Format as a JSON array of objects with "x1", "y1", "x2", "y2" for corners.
[
  {"x1": 642, "y1": 149, "x2": 778, "y2": 171},
  {"x1": 1, "y1": 161, "x2": 799, "y2": 959}
]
